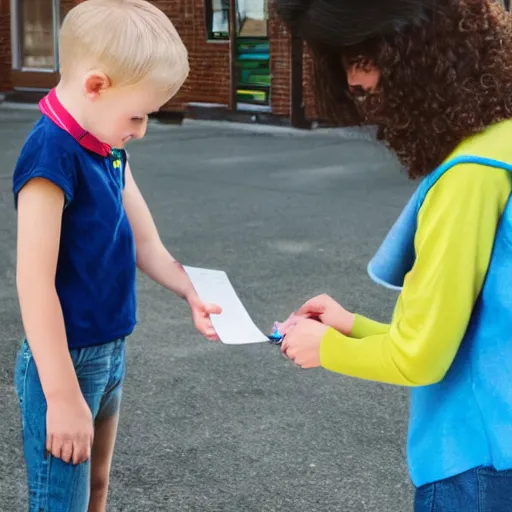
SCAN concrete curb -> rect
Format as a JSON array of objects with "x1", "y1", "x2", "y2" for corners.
[
  {"x1": 0, "y1": 102, "x2": 379, "y2": 142},
  {"x1": 0, "y1": 102, "x2": 40, "y2": 111},
  {"x1": 179, "y1": 118, "x2": 379, "y2": 141}
]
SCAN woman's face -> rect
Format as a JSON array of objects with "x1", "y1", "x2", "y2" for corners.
[{"x1": 342, "y1": 57, "x2": 381, "y2": 98}]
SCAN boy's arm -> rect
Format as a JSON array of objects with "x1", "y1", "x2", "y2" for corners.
[
  {"x1": 122, "y1": 163, "x2": 192, "y2": 298},
  {"x1": 17, "y1": 178, "x2": 93, "y2": 464},
  {"x1": 122, "y1": 163, "x2": 221, "y2": 340}
]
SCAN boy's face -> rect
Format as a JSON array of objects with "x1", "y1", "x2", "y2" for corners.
[{"x1": 83, "y1": 75, "x2": 173, "y2": 149}]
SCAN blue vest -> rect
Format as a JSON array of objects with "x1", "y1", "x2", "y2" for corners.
[{"x1": 368, "y1": 155, "x2": 512, "y2": 487}]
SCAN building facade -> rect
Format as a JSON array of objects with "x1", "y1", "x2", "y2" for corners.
[
  {"x1": 2, "y1": 0, "x2": 508, "y2": 126},
  {"x1": 0, "y1": 0, "x2": 319, "y2": 126}
]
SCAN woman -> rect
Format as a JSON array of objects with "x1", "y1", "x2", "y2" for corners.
[{"x1": 275, "y1": 0, "x2": 512, "y2": 510}]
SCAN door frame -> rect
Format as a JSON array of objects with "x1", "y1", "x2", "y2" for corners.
[{"x1": 10, "y1": 0, "x2": 60, "y2": 89}]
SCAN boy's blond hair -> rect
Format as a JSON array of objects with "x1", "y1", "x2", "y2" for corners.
[{"x1": 59, "y1": 0, "x2": 189, "y2": 92}]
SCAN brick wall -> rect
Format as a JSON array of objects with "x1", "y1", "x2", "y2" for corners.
[
  {"x1": 159, "y1": 0, "x2": 298, "y2": 119},
  {"x1": 0, "y1": 0, "x2": 11, "y2": 91},
  {"x1": 154, "y1": 0, "x2": 231, "y2": 109},
  {"x1": 303, "y1": 49, "x2": 318, "y2": 121},
  {"x1": 0, "y1": 0, "x2": 318, "y2": 123},
  {"x1": 157, "y1": 0, "x2": 301, "y2": 120},
  {"x1": 268, "y1": 4, "x2": 290, "y2": 117},
  {"x1": 61, "y1": 0, "x2": 80, "y2": 19}
]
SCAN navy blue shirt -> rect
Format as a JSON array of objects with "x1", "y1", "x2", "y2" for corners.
[{"x1": 13, "y1": 116, "x2": 137, "y2": 349}]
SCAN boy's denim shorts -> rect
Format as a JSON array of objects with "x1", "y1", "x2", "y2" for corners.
[{"x1": 14, "y1": 338, "x2": 126, "y2": 512}]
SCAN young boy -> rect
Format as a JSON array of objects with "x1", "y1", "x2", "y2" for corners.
[
  {"x1": 13, "y1": 1, "x2": 221, "y2": 510},
  {"x1": 275, "y1": 0, "x2": 512, "y2": 510}
]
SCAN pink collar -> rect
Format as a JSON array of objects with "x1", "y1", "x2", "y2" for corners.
[{"x1": 39, "y1": 89, "x2": 112, "y2": 157}]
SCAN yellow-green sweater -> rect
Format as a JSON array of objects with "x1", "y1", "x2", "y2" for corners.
[{"x1": 320, "y1": 120, "x2": 512, "y2": 386}]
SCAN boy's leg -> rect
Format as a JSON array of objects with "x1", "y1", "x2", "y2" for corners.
[
  {"x1": 15, "y1": 339, "x2": 124, "y2": 512},
  {"x1": 89, "y1": 339, "x2": 126, "y2": 511},
  {"x1": 88, "y1": 415, "x2": 120, "y2": 512},
  {"x1": 15, "y1": 341, "x2": 95, "y2": 512}
]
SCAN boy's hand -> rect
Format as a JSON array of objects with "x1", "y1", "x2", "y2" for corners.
[
  {"x1": 46, "y1": 391, "x2": 94, "y2": 465},
  {"x1": 296, "y1": 294, "x2": 355, "y2": 336},
  {"x1": 281, "y1": 318, "x2": 329, "y2": 368},
  {"x1": 187, "y1": 293, "x2": 222, "y2": 341}
]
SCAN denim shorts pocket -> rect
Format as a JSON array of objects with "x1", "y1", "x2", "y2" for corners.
[
  {"x1": 477, "y1": 467, "x2": 512, "y2": 512},
  {"x1": 14, "y1": 340, "x2": 32, "y2": 423},
  {"x1": 477, "y1": 466, "x2": 512, "y2": 478},
  {"x1": 69, "y1": 346, "x2": 86, "y2": 367}
]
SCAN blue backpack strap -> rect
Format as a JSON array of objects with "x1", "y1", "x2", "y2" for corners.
[
  {"x1": 418, "y1": 155, "x2": 512, "y2": 207},
  {"x1": 367, "y1": 155, "x2": 512, "y2": 290}
]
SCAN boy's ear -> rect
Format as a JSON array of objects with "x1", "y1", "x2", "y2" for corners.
[{"x1": 83, "y1": 71, "x2": 112, "y2": 99}]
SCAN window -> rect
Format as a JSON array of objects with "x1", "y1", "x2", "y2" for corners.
[
  {"x1": 204, "y1": 0, "x2": 271, "y2": 105},
  {"x1": 239, "y1": 0, "x2": 268, "y2": 38},
  {"x1": 11, "y1": 0, "x2": 60, "y2": 71},
  {"x1": 206, "y1": 0, "x2": 229, "y2": 40},
  {"x1": 205, "y1": 0, "x2": 269, "y2": 40}
]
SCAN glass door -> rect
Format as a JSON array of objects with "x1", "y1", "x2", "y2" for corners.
[
  {"x1": 10, "y1": 0, "x2": 60, "y2": 88},
  {"x1": 236, "y1": 0, "x2": 270, "y2": 108},
  {"x1": 205, "y1": 0, "x2": 271, "y2": 109}
]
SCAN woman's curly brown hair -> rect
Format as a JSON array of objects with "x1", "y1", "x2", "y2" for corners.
[{"x1": 280, "y1": 0, "x2": 512, "y2": 179}]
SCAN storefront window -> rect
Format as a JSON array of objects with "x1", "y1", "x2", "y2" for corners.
[{"x1": 206, "y1": 0, "x2": 268, "y2": 40}]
